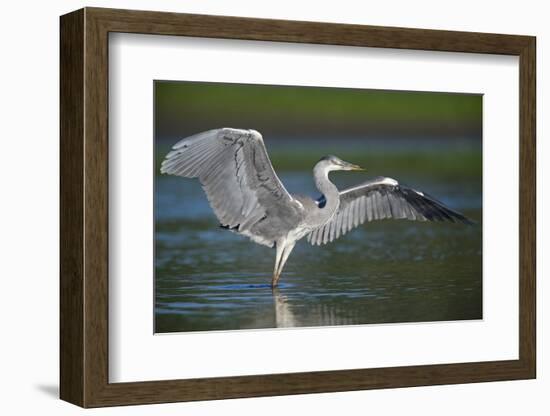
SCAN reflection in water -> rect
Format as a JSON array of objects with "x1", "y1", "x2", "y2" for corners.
[
  {"x1": 272, "y1": 289, "x2": 296, "y2": 328},
  {"x1": 155, "y1": 172, "x2": 482, "y2": 333},
  {"x1": 273, "y1": 289, "x2": 361, "y2": 328}
]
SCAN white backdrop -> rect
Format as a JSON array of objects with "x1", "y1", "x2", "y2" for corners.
[{"x1": 0, "y1": 0, "x2": 546, "y2": 415}]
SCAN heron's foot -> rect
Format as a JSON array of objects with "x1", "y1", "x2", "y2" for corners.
[{"x1": 271, "y1": 273, "x2": 281, "y2": 289}]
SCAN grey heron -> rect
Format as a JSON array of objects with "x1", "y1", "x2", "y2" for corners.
[{"x1": 161, "y1": 128, "x2": 472, "y2": 288}]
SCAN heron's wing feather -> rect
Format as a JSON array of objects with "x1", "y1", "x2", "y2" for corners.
[
  {"x1": 307, "y1": 176, "x2": 472, "y2": 245},
  {"x1": 161, "y1": 128, "x2": 303, "y2": 241}
]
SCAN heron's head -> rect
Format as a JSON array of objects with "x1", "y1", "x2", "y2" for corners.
[{"x1": 317, "y1": 155, "x2": 364, "y2": 172}]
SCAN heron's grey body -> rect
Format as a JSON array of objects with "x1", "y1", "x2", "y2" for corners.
[{"x1": 161, "y1": 128, "x2": 472, "y2": 287}]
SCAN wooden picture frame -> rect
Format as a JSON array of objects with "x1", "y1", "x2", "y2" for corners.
[{"x1": 60, "y1": 7, "x2": 536, "y2": 408}]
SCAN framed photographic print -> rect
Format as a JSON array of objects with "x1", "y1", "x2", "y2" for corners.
[{"x1": 60, "y1": 7, "x2": 536, "y2": 408}]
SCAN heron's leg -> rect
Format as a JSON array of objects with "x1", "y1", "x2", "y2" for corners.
[
  {"x1": 272, "y1": 241, "x2": 296, "y2": 288},
  {"x1": 272, "y1": 242, "x2": 284, "y2": 287}
]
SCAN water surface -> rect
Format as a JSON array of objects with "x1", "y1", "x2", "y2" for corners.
[{"x1": 155, "y1": 170, "x2": 482, "y2": 333}]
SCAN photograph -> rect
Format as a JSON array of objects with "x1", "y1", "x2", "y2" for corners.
[
  {"x1": 154, "y1": 80, "x2": 482, "y2": 333},
  {"x1": 52, "y1": 4, "x2": 539, "y2": 409}
]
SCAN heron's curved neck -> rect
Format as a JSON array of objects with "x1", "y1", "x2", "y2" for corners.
[{"x1": 313, "y1": 164, "x2": 340, "y2": 214}]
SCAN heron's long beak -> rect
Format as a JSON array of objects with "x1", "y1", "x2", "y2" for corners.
[{"x1": 344, "y1": 162, "x2": 364, "y2": 171}]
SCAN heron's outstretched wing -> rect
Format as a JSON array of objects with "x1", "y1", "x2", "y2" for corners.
[
  {"x1": 161, "y1": 128, "x2": 304, "y2": 245},
  {"x1": 307, "y1": 176, "x2": 473, "y2": 246}
]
